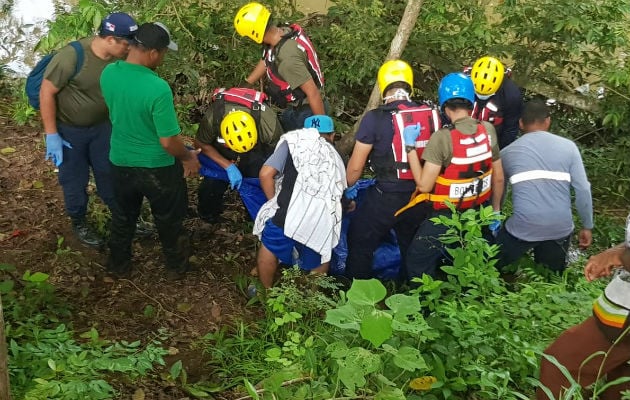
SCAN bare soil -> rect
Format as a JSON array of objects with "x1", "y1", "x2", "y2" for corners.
[{"x1": 0, "y1": 114, "x2": 261, "y2": 399}]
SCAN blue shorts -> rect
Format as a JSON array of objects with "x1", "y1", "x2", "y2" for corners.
[{"x1": 261, "y1": 219, "x2": 323, "y2": 270}]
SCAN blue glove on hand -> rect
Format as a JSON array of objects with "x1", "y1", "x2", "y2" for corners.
[
  {"x1": 489, "y1": 211, "x2": 502, "y2": 237},
  {"x1": 344, "y1": 183, "x2": 359, "y2": 200},
  {"x1": 403, "y1": 123, "x2": 421, "y2": 147},
  {"x1": 45, "y1": 133, "x2": 72, "y2": 167},
  {"x1": 225, "y1": 163, "x2": 243, "y2": 190}
]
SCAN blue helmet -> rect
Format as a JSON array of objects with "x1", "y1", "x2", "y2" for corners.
[
  {"x1": 304, "y1": 115, "x2": 334, "y2": 134},
  {"x1": 438, "y1": 73, "x2": 475, "y2": 108}
]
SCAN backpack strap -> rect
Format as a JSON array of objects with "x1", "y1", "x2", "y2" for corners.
[{"x1": 68, "y1": 41, "x2": 84, "y2": 79}]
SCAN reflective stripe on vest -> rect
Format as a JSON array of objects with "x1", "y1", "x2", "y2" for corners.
[
  {"x1": 390, "y1": 104, "x2": 441, "y2": 180},
  {"x1": 431, "y1": 125, "x2": 493, "y2": 210},
  {"x1": 509, "y1": 170, "x2": 571, "y2": 185},
  {"x1": 263, "y1": 24, "x2": 324, "y2": 106}
]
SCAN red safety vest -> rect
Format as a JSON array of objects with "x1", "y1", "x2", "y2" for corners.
[
  {"x1": 263, "y1": 24, "x2": 324, "y2": 107},
  {"x1": 390, "y1": 104, "x2": 441, "y2": 180},
  {"x1": 431, "y1": 124, "x2": 493, "y2": 210},
  {"x1": 471, "y1": 99, "x2": 504, "y2": 127}
]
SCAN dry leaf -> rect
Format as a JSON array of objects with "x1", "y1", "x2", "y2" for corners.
[
  {"x1": 102, "y1": 276, "x2": 115, "y2": 284},
  {"x1": 168, "y1": 347, "x2": 179, "y2": 355},
  {"x1": 409, "y1": 376, "x2": 437, "y2": 391},
  {"x1": 176, "y1": 302, "x2": 192, "y2": 313},
  {"x1": 32, "y1": 181, "x2": 44, "y2": 189},
  {"x1": 0, "y1": 147, "x2": 16, "y2": 155},
  {"x1": 211, "y1": 304, "x2": 221, "y2": 320},
  {"x1": 131, "y1": 388, "x2": 145, "y2": 400}
]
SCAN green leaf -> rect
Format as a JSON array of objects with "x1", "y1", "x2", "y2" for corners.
[
  {"x1": 0, "y1": 280, "x2": 14, "y2": 294},
  {"x1": 325, "y1": 304, "x2": 361, "y2": 330},
  {"x1": 170, "y1": 360, "x2": 183, "y2": 380},
  {"x1": 24, "y1": 271, "x2": 49, "y2": 282},
  {"x1": 393, "y1": 346, "x2": 427, "y2": 371},
  {"x1": 243, "y1": 378, "x2": 260, "y2": 400},
  {"x1": 347, "y1": 279, "x2": 387, "y2": 306},
  {"x1": 360, "y1": 310, "x2": 392, "y2": 347},
  {"x1": 375, "y1": 386, "x2": 406, "y2": 400},
  {"x1": 385, "y1": 293, "x2": 421, "y2": 315}
]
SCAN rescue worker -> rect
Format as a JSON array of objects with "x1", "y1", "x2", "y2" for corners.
[
  {"x1": 252, "y1": 115, "x2": 346, "y2": 289},
  {"x1": 234, "y1": 2, "x2": 326, "y2": 131},
  {"x1": 537, "y1": 217, "x2": 630, "y2": 399},
  {"x1": 194, "y1": 87, "x2": 283, "y2": 223},
  {"x1": 469, "y1": 56, "x2": 523, "y2": 149},
  {"x1": 403, "y1": 72, "x2": 504, "y2": 282},
  {"x1": 344, "y1": 60, "x2": 441, "y2": 280},
  {"x1": 495, "y1": 100, "x2": 592, "y2": 272}
]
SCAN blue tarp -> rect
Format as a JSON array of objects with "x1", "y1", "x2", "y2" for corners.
[{"x1": 199, "y1": 153, "x2": 401, "y2": 278}]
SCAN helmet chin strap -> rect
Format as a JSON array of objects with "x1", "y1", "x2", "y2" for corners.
[
  {"x1": 383, "y1": 88, "x2": 411, "y2": 103},
  {"x1": 476, "y1": 93, "x2": 492, "y2": 100}
]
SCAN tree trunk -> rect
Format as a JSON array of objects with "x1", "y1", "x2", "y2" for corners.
[
  {"x1": 336, "y1": 0, "x2": 425, "y2": 156},
  {"x1": 0, "y1": 294, "x2": 10, "y2": 400}
]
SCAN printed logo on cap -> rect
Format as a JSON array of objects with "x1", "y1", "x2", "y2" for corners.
[{"x1": 105, "y1": 22, "x2": 116, "y2": 32}]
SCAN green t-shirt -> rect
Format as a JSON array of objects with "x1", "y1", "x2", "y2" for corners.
[
  {"x1": 100, "y1": 61, "x2": 181, "y2": 168},
  {"x1": 274, "y1": 32, "x2": 316, "y2": 106},
  {"x1": 44, "y1": 37, "x2": 114, "y2": 126},
  {"x1": 422, "y1": 116, "x2": 501, "y2": 167},
  {"x1": 196, "y1": 103, "x2": 283, "y2": 146}
]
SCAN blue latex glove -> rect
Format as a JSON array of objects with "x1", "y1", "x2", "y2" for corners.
[
  {"x1": 225, "y1": 163, "x2": 243, "y2": 190},
  {"x1": 344, "y1": 183, "x2": 359, "y2": 200},
  {"x1": 403, "y1": 123, "x2": 421, "y2": 147},
  {"x1": 45, "y1": 133, "x2": 72, "y2": 167},
  {"x1": 489, "y1": 211, "x2": 502, "y2": 237}
]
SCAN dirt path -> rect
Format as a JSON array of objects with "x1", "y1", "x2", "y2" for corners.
[{"x1": 0, "y1": 116, "x2": 260, "y2": 398}]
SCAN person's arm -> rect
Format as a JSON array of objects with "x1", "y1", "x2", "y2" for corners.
[
  {"x1": 193, "y1": 139, "x2": 232, "y2": 169},
  {"x1": 407, "y1": 149, "x2": 423, "y2": 188},
  {"x1": 584, "y1": 244, "x2": 630, "y2": 282},
  {"x1": 39, "y1": 79, "x2": 60, "y2": 134},
  {"x1": 246, "y1": 59, "x2": 267, "y2": 85},
  {"x1": 300, "y1": 78, "x2": 325, "y2": 115},
  {"x1": 416, "y1": 161, "x2": 441, "y2": 193},
  {"x1": 346, "y1": 141, "x2": 372, "y2": 186},
  {"x1": 259, "y1": 165, "x2": 278, "y2": 200},
  {"x1": 490, "y1": 159, "x2": 504, "y2": 212},
  {"x1": 570, "y1": 144, "x2": 594, "y2": 249},
  {"x1": 160, "y1": 135, "x2": 201, "y2": 177}
]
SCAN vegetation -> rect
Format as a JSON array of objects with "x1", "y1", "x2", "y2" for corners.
[{"x1": 1, "y1": 0, "x2": 630, "y2": 398}]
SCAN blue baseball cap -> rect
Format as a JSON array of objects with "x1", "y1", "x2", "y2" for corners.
[
  {"x1": 99, "y1": 12, "x2": 138, "y2": 38},
  {"x1": 304, "y1": 115, "x2": 334, "y2": 134}
]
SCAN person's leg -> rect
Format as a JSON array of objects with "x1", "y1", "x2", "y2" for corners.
[
  {"x1": 141, "y1": 164, "x2": 190, "y2": 273},
  {"x1": 197, "y1": 177, "x2": 229, "y2": 223},
  {"x1": 537, "y1": 317, "x2": 630, "y2": 400},
  {"x1": 57, "y1": 124, "x2": 103, "y2": 246},
  {"x1": 345, "y1": 187, "x2": 398, "y2": 279},
  {"x1": 601, "y1": 357, "x2": 630, "y2": 400},
  {"x1": 405, "y1": 215, "x2": 450, "y2": 283},
  {"x1": 394, "y1": 202, "x2": 431, "y2": 281},
  {"x1": 259, "y1": 219, "x2": 294, "y2": 288},
  {"x1": 107, "y1": 166, "x2": 143, "y2": 274},
  {"x1": 87, "y1": 122, "x2": 115, "y2": 210},
  {"x1": 533, "y1": 234, "x2": 571, "y2": 272},
  {"x1": 494, "y1": 227, "x2": 535, "y2": 271}
]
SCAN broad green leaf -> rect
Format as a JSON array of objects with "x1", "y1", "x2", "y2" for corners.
[
  {"x1": 360, "y1": 310, "x2": 392, "y2": 347},
  {"x1": 375, "y1": 386, "x2": 406, "y2": 400},
  {"x1": 243, "y1": 379, "x2": 260, "y2": 400},
  {"x1": 0, "y1": 280, "x2": 14, "y2": 294},
  {"x1": 325, "y1": 304, "x2": 361, "y2": 330},
  {"x1": 347, "y1": 279, "x2": 387, "y2": 306},
  {"x1": 170, "y1": 360, "x2": 182, "y2": 380},
  {"x1": 385, "y1": 293, "x2": 421, "y2": 315},
  {"x1": 24, "y1": 271, "x2": 49, "y2": 282},
  {"x1": 393, "y1": 346, "x2": 427, "y2": 371}
]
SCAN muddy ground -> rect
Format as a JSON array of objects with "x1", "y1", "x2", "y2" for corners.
[{"x1": 0, "y1": 114, "x2": 263, "y2": 399}]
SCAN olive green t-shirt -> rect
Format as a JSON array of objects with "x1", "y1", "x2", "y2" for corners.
[
  {"x1": 196, "y1": 103, "x2": 283, "y2": 146},
  {"x1": 100, "y1": 61, "x2": 181, "y2": 168},
  {"x1": 422, "y1": 116, "x2": 500, "y2": 167},
  {"x1": 44, "y1": 37, "x2": 114, "y2": 126},
  {"x1": 274, "y1": 32, "x2": 316, "y2": 106}
]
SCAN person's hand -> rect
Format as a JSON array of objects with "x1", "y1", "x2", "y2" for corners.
[
  {"x1": 45, "y1": 133, "x2": 72, "y2": 167},
  {"x1": 489, "y1": 211, "x2": 502, "y2": 237},
  {"x1": 344, "y1": 183, "x2": 359, "y2": 200},
  {"x1": 182, "y1": 148, "x2": 201, "y2": 177},
  {"x1": 584, "y1": 249, "x2": 620, "y2": 282},
  {"x1": 225, "y1": 163, "x2": 243, "y2": 190},
  {"x1": 579, "y1": 228, "x2": 592, "y2": 250},
  {"x1": 403, "y1": 123, "x2": 421, "y2": 147}
]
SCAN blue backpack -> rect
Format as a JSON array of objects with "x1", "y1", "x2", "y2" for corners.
[{"x1": 25, "y1": 41, "x2": 85, "y2": 110}]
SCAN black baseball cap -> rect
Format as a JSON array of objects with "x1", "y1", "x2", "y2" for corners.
[{"x1": 133, "y1": 22, "x2": 178, "y2": 51}]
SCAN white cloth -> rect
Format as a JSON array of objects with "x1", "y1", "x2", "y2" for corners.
[{"x1": 253, "y1": 128, "x2": 346, "y2": 263}]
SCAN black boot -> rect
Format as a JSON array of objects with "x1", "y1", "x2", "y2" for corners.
[{"x1": 71, "y1": 218, "x2": 103, "y2": 247}]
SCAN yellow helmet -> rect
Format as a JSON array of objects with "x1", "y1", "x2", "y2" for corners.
[
  {"x1": 234, "y1": 2, "x2": 271, "y2": 44},
  {"x1": 377, "y1": 60, "x2": 413, "y2": 98},
  {"x1": 220, "y1": 110, "x2": 258, "y2": 153},
  {"x1": 471, "y1": 56, "x2": 505, "y2": 96}
]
